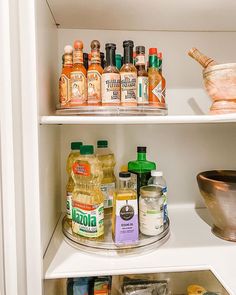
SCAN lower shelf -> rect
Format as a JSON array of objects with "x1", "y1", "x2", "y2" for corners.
[{"x1": 43, "y1": 207, "x2": 236, "y2": 295}]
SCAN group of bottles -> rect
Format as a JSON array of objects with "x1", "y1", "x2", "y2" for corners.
[
  {"x1": 66, "y1": 141, "x2": 168, "y2": 246},
  {"x1": 59, "y1": 39, "x2": 166, "y2": 108}
]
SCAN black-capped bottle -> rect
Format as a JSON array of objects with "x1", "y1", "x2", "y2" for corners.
[
  {"x1": 101, "y1": 43, "x2": 121, "y2": 106},
  {"x1": 120, "y1": 40, "x2": 137, "y2": 106},
  {"x1": 100, "y1": 52, "x2": 106, "y2": 69},
  {"x1": 135, "y1": 46, "x2": 149, "y2": 105},
  {"x1": 83, "y1": 53, "x2": 88, "y2": 70}
]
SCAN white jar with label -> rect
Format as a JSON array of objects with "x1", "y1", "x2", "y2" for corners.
[{"x1": 139, "y1": 186, "x2": 165, "y2": 236}]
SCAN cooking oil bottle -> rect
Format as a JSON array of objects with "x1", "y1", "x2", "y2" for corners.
[
  {"x1": 71, "y1": 145, "x2": 104, "y2": 240},
  {"x1": 96, "y1": 140, "x2": 116, "y2": 215},
  {"x1": 112, "y1": 172, "x2": 139, "y2": 245},
  {"x1": 66, "y1": 141, "x2": 83, "y2": 224}
]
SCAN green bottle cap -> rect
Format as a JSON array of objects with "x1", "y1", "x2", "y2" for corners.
[
  {"x1": 115, "y1": 54, "x2": 122, "y2": 70},
  {"x1": 97, "y1": 140, "x2": 108, "y2": 148},
  {"x1": 80, "y1": 145, "x2": 94, "y2": 155},
  {"x1": 71, "y1": 142, "x2": 83, "y2": 150}
]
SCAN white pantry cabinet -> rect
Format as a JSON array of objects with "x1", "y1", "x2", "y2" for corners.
[{"x1": 1, "y1": 0, "x2": 236, "y2": 294}]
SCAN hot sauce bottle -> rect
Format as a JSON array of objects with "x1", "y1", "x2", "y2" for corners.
[
  {"x1": 87, "y1": 40, "x2": 103, "y2": 105},
  {"x1": 102, "y1": 43, "x2": 121, "y2": 106},
  {"x1": 120, "y1": 40, "x2": 137, "y2": 106},
  {"x1": 148, "y1": 48, "x2": 166, "y2": 107},
  {"x1": 59, "y1": 45, "x2": 73, "y2": 107},
  {"x1": 135, "y1": 46, "x2": 149, "y2": 105},
  {"x1": 157, "y1": 52, "x2": 166, "y2": 102},
  {"x1": 70, "y1": 40, "x2": 87, "y2": 106}
]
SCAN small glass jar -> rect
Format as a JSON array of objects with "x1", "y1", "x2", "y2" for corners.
[{"x1": 139, "y1": 186, "x2": 165, "y2": 236}]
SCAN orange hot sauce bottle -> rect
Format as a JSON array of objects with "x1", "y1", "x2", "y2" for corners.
[
  {"x1": 59, "y1": 45, "x2": 73, "y2": 107},
  {"x1": 87, "y1": 40, "x2": 103, "y2": 105},
  {"x1": 70, "y1": 40, "x2": 87, "y2": 106}
]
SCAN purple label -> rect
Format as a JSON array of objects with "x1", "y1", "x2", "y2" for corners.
[{"x1": 115, "y1": 214, "x2": 139, "y2": 244}]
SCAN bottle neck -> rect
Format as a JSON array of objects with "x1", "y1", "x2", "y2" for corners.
[
  {"x1": 137, "y1": 152, "x2": 146, "y2": 161},
  {"x1": 149, "y1": 54, "x2": 158, "y2": 68},
  {"x1": 106, "y1": 48, "x2": 116, "y2": 67},
  {"x1": 73, "y1": 50, "x2": 83, "y2": 65},
  {"x1": 119, "y1": 179, "x2": 130, "y2": 189},
  {"x1": 124, "y1": 46, "x2": 133, "y2": 64},
  {"x1": 91, "y1": 50, "x2": 101, "y2": 64}
]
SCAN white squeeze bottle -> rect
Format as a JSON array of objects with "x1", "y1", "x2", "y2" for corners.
[
  {"x1": 96, "y1": 140, "x2": 116, "y2": 215},
  {"x1": 148, "y1": 170, "x2": 168, "y2": 224}
]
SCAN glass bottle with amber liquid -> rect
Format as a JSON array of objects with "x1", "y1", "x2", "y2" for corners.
[
  {"x1": 70, "y1": 40, "x2": 87, "y2": 106},
  {"x1": 102, "y1": 43, "x2": 121, "y2": 106},
  {"x1": 120, "y1": 40, "x2": 137, "y2": 106},
  {"x1": 135, "y1": 46, "x2": 149, "y2": 105},
  {"x1": 59, "y1": 45, "x2": 73, "y2": 107},
  {"x1": 148, "y1": 48, "x2": 166, "y2": 108},
  {"x1": 87, "y1": 40, "x2": 103, "y2": 105}
]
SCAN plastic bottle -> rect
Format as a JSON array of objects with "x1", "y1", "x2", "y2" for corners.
[
  {"x1": 112, "y1": 172, "x2": 139, "y2": 245},
  {"x1": 96, "y1": 140, "x2": 116, "y2": 215},
  {"x1": 71, "y1": 145, "x2": 104, "y2": 240},
  {"x1": 148, "y1": 170, "x2": 168, "y2": 224},
  {"x1": 128, "y1": 146, "x2": 156, "y2": 197},
  {"x1": 66, "y1": 141, "x2": 83, "y2": 223}
]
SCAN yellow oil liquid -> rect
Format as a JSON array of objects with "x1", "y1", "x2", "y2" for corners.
[
  {"x1": 72, "y1": 154, "x2": 104, "y2": 240},
  {"x1": 66, "y1": 149, "x2": 81, "y2": 223},
  {"x1": 97, "y1": 151, "x2": 116, "y2": 215}
]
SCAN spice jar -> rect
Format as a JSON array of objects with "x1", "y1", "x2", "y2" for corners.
[{"x1": 139, "y1": 186, "x2": 164, "y2": 236}]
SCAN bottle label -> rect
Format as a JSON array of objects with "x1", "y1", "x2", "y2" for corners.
[
  {"x1": 102, "y1": 73, "x2": 121, "y2": 104},
  {"x1": 135, "y1": 54, "x2": 145, "y2": 65},
  {"x1": 73, "y1": 50, "x2": 83, "y2": 64},
  {"x1": 151, "y1": 81, "x2": 162, "y2": 101},
  {"x1": 70, "y1": 71, "x2": 87, "y2": 104},
  {"x1": 66, "y1": 192, "x2": 72, "y2": 219},
  {"x1": 115, "y1": 199, "x2": 139, "y2": 244},
  {"x1": 72, "y1": 199, "x2": 104, "y2": 238},
  {"x1": 87, "y1": 70, "x2": 102, "y2": 103},
  {"x1": 121, "y1": 73, "x2": 137, "y2": 103},
  {"x1": 59, "y1": 74, "x2": 70, "y2": 106},
  {"x1": 72, "y1": 162, "x2": 90, "y2": 176},
  {"x1": 101, "y1": 182, "x2": 115, "y2": 208},
  {"x1": 139, "y1": 197, "x2": 164, "y2": 236},
  {"x1": 162, "y1": 186, "x2": 168, "y2": 224},
  {"x1": 137, "y1": 76, "x2": 149, "y2": 104}
]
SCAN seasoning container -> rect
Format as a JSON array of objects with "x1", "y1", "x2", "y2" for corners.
[{"x1": 139, "y1": 186, "x2": 164, "y2": 236}]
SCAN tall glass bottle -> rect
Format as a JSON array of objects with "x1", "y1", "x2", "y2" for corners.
[
  {"x1": 70, "y1": 40, "x2": 87, "y2": 106},
  {"x1": 157, "y1": 52, "x2": 166, "y2": 104},
  {"x1": 87, "y1": 40, "x2": 103, "y2": 105},
  {"x1": 59, "y1": 45, "x2": 73, "y2": 107},
  {"x1": 102, "y1": 43, "x2": 121, "y2": 106},
  {"x1": 128, "y1": 146, "x2": 156, "y2": 197},
  {"x1": 135, "y1": 46, "x2": 149, "y2": 105},
  {"x1": 120, "y1": 40, "x2": 137, "y2": 106},
  {"x1": 148, "y1": 48, "x2": 165, "y2": 107}
]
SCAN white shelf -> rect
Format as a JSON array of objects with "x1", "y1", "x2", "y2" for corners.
[
  {"x1": 40, "y1": 113, "x2": 236, "y2": 125},
  {"x1": 43, "y1": 207, "x2": 236, "y2": 294}
]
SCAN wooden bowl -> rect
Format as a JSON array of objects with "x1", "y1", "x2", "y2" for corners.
[{"x1": 203, "y1": 63, "x2": 236, "y2": 114}]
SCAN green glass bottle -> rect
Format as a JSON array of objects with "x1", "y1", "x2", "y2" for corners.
[{"x1": 128, "y1": 146, "x2": 156, "y2": 196}]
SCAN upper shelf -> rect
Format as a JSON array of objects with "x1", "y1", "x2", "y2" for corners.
[
  {"x1": 43, "y1": 208, "x2": 236, "y2": 294},
  {"x1": 39, "y1": 113, "x2": 236, "y2": 125},
  {"x1": 47, "y1": 0, "x2": 236, "y2": 31}
]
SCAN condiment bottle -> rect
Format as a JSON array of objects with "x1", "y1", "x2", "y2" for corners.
[
  {"x1": 120, "y1": 40, "x2": 137, "y2": 106},
  {"x1": 148, "y1": 48, "x2": 165, "y2": 107},
  {"x1": 59, "y1": 45, "x2": 73, "y2": 107},
  {"x1": 100, "y1": 52, "x2": 106, "y2": 69},
  {"x1": 157, "y1": 52, "x2": 166, "y2": 104},
  {"x1": 102, "y1": 43, "x2": 121, "y2": 106},
  {"x1": 115, "y1": 54, "x2": 122, "y2": 70},
  {"x1": 70, "y1": 40, "x2": 87, "y2": 106},
  {"x1": 112, "y1": 172, "x2": 139, "y2": 245},
  {"x1": 135, "y1": 46, "x2": 149, "y2": 105},
  {"x1": 87, "y1": 40, "x2": 103, "y2": 105}
]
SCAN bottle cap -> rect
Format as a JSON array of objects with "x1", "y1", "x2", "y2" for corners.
[
  {"x1": 116, "y1": 54, "x2": 122, "y2": 60},
  {"x1": 119, "y1": 172, "x2": 131, "y2": 178},
  {"x1": 137, "y1": 146, "x2": 146, "y2": 153},
  {"x1": 123, "y1": 40, "x2": 134, "y2": 48},
  {"x1": 74, "y1": 40, "x2": 83, "y2": 50},
  {"x1": 91, "y1": 40, "x2": 100, "y2": 50},
  {"x1": 151, "y1": 170, "x2": 163, "y2": 177},
  {"x1": 83, "y1": 53, "x2": 88, "y2": 60},
  {"x1": 80, "y1": 145, "x2": 94, "y2": 155},
  {"x1": 149, "y1": 48, "x2": 157, "y2": 55},
  {"x1": 136, "y1": 46, "x2": 145, "y2": 54},
  {"x1": 71, "y1": 142, "x2": 83, "y2": 150},
  {"x1": 64, "y1": 45, "x2": 73, "y2": 54},
  {"x1": 97, "y1": 140, "x2": 108, "y2": 148},
  {"x1": 105, "y1": 43, "x2": 116, "y2": 50},
  {"x1": 100, "y1": 52, "x2": 105, "y2": 59}
]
